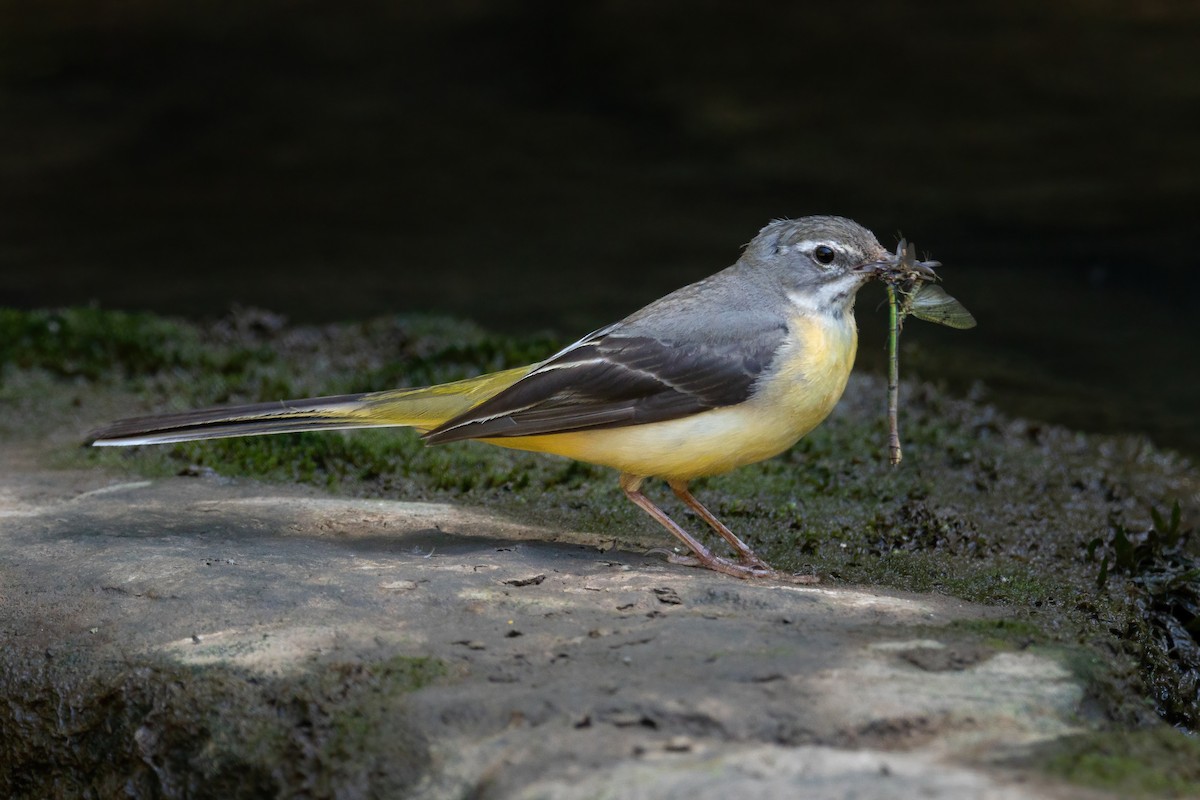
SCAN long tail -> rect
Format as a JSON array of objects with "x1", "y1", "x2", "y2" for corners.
[{"x1": 86, "y1": 367, "x2": 531, "y2": 447}]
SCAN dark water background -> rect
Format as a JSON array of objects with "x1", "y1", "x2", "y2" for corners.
[{"x1": 2, "y1": 1, "x2": 1197, "y2": 454}]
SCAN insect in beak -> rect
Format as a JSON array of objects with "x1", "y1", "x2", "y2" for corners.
[{"x1": 858, "y1": 238, "x2": 940, "y2": 280}]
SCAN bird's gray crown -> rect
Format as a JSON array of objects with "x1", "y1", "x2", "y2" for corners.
[{"x1": 747, "y1": 215, "x2": 885, "y2": 266}]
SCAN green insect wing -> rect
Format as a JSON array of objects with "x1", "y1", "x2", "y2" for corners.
[{"x1": 907, "y1": 284, "x2": 977, "y2": 329}]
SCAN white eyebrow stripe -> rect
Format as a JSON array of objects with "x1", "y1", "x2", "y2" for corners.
[
  {"x1": 779, "y1": 239, "x2": 865, "y2": 261},
  {"x1": 784, "y1": 239, "x2": 830, "y2": 252}
]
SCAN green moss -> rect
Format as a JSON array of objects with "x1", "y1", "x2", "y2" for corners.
[
  {"x1": 1036, "y1": 728, "x2": 1200, "y2": 798},
  {"x1": 0, "y1": 307, "x2": 194, "y2": 378},
  {"x1": 0, "y1": 651, "x2": 447, "y2": 798},
  {"x1": 0, "y1": 307, "x2": 275, "y2": 381},
  {"x1": 935, "y1": 617, "x2": 1046, "y2": 646}
]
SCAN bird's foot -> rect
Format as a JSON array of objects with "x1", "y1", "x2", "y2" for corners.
[
  {"x1": 645, "y1": 548, "x2": 778, "y2": 579},
  {"x1": 645, "y1": 548, "x2": 819, "y2": 582}
]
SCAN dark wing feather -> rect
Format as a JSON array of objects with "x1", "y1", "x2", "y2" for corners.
[
  {"x1": 423, "y1": 326, "x2": 785, "y2": 443},
  {"x1": 86, "y1": 393, "x2": 372, "y2": 445}
]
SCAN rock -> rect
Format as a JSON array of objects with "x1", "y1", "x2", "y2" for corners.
[{"x1": 0, "y1": 451, "x2": 1088, "y2": 798}]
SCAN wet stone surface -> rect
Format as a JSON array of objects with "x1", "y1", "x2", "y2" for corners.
[{"x1": 1, "y1": 457, "x2": 1094, "y2": 798}]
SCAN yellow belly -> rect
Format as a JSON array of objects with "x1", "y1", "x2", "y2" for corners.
[{"x1": 484, "y1": 313, "x2": 858, "y2": 480}]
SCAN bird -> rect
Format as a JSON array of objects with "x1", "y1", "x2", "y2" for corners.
[{"x1": 87, "y1": 215, "x2": 924, "y2": 579}]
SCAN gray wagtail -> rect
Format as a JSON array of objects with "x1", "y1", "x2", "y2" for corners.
[{"x1": 88, "y1": 215, "x2": 930, "y2": 579}]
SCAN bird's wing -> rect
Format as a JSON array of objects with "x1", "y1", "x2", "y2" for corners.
[{"x1": 423, "y1": 320, "x2": 787, "y2": 443}]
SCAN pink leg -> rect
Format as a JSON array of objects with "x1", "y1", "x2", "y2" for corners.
[
  {"x1": 668, "y1": 480, "x2": 772, "y2": 569},
  {"x1": 620, "y1": 474, "x2": 775, "y2": 579}
]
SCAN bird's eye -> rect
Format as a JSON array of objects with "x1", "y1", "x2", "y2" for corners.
[{"x1": 813, "y1": 245, "x2": 837, "y2": 265}]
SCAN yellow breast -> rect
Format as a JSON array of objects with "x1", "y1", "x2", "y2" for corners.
[{"x1": 486, "y1": 311, "x2": 858, "y2": 481}]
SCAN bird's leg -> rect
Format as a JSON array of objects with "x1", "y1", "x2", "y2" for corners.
[
  {"x1": 667, "y1": 480, "x2": 773, "y2": 569},
  {"x1": 619, "y1": 474, "x2": 774, "y2": 579}
]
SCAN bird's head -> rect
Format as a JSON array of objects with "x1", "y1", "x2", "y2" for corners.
[{"x1": 746, "y1": 215, "x2": 932, "y2": 315}]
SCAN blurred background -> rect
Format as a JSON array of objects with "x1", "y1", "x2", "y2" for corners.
[{"x1": 2, "y1": 0, "x2": 1197, "y2": 453}]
